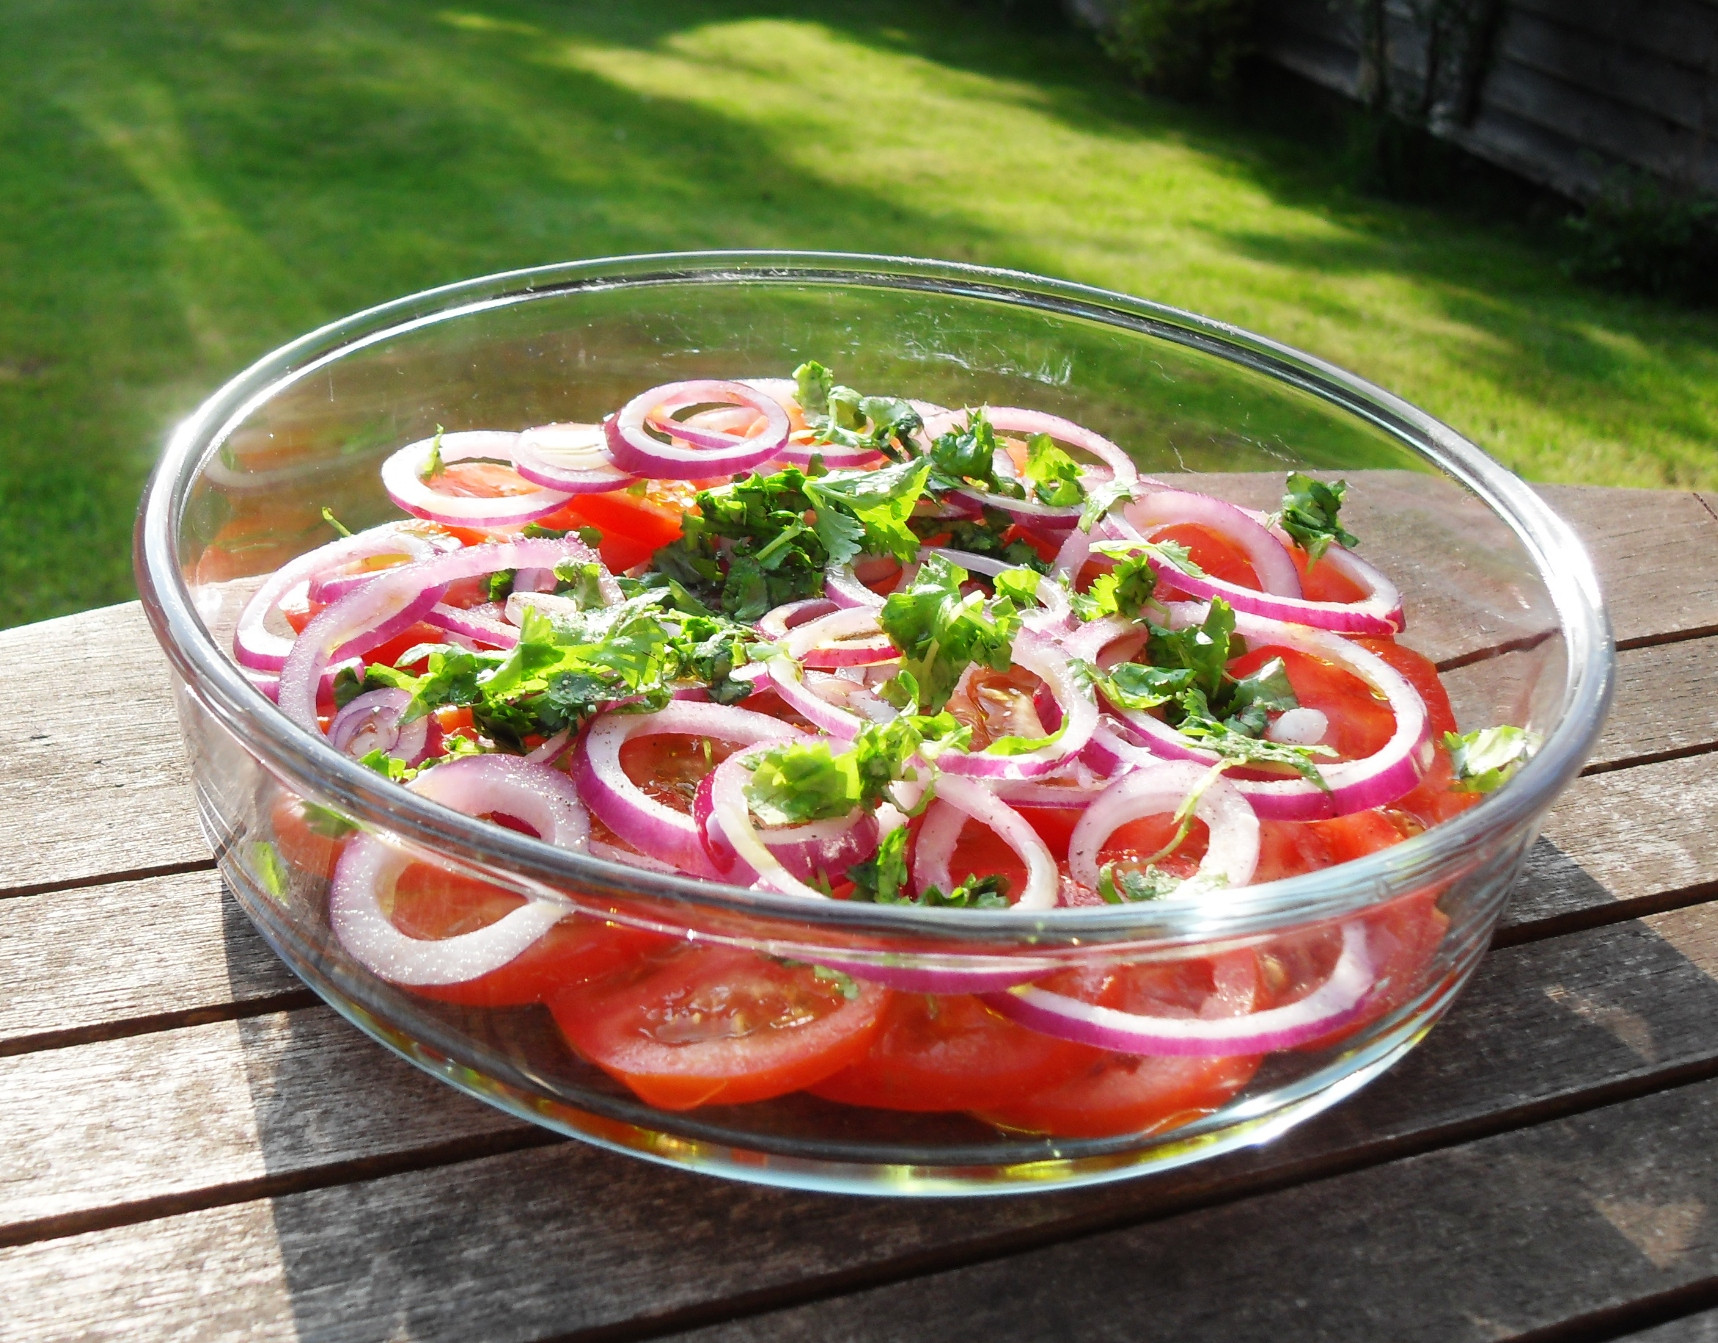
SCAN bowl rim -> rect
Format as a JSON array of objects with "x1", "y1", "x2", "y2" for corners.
[{"x1": 135, "y1": 249, "x2": 1615, "y2": 946}]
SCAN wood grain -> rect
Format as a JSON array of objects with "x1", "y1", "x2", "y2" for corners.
[
  {"x1": 0, "y1": 606, "x2": 204, "y2": 895},
  {"x1": 9, "y1": 908, "x2": 1718, "y2": 1337},
  {"x1": 0, "y1": 871, "x2": 302, "y2": 1054},
  {"x1": 668, "y1": 1077, "x2": 1718, "y2": 1343}
]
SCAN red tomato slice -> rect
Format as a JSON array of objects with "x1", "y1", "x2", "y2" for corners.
[
  {"x1": 1354, "y1": 637, "x2": 1477, "y2": 830},
  {"x1": 269, "y1": 795, "x2": 348, "y2": 878},
  {"x1": 1153, "y1": 522, "x2": 1263, "y2": 590},
  {"x1": 386, "y1": 863, "x2": 671, "y2": 1007},
  {"x1": 974, "y1": 954, "x2": 1263, "y2": 1138},
  {"x1": 538, "y1": 481, "x2": 695, "y2": 572},
  {"x1": 809, "y1": 993, "x2": 1097, "y2": 1112},
  {"x1": 1228, "y1": 644, "x2": 1397, "y2": 762},
  {"x1": 548, "y1": 945, "x2": 891, "y2": 1109}
]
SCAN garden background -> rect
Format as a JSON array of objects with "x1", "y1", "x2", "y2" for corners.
[{"x1": 4, "y1": 0, "x2": 1716, "y2": 630}]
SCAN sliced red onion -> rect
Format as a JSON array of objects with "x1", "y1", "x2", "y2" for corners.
[
  {"x1": 1065, "y1": 761, "x2": 1260, "y2": 897},
  {"x1": 605, "y1": 380, "x2": 789, "y2": 478},
  {"x1": 1100, "y1": 608, "x2": 1430, "y2": 820},
  {"x1": 755, "y1": 598, "x2": 838, "y2": 640},
  {"x1": 911, "y1": 775, "x2": 1059, "y2": 911},
  {"x1": 1118, "y1": 496, "x2": 1404, "y2": 634},
  {"x1": 327, "y1": 688, "x2": 433, "y2": 765},
  {"x1": 1123, "y1": 491, "x2": 1302, "y2": 598},
  {"x1": 924, "y1": 548, "x2": 1070, "y2": 624},
  {"x1": 985, "y1": 922, "x2": 1375, "y2": 1057},
  {"x1": 525, "y1": 728, "x2": 571, "y2": 765},
  {"x1": 381, "y1": 430, "x2": 573, "y2": 527},
  {"x1": 425, "y1": 602, "x2": 519, "y2": 649},
  {"x1": 244, "y1": 668, "x2": 281, "y2": 702},
  {"x1": 328, "y1": 755, "x2": 589, "y2": 987},
  {"x1": 824, "y1": 562, "x2": 887, "y2": 611},
  {"x1": 950, "y1": 407, "x2": 1140, "y2": 487},
  {"x1": 738, "y1": 378, "x2": 891, "y2": 470},
  {"x1": 755, "y1": 660, "x2": 867, "y2": 739},
  {"x1": 277, "y1": 537, "x2": 610, "y2": 731},
  {"x1": 937, "y1": 633, "x2": 1095, "y2": 781},
  {"x1": 782, "y1": 606, "x2": 900, "y2": 669},
  {"x1": 234, "y1": 526, "x2": 438, "y2": 672},
  {"x1": 1052, "y1": 526, "x2": 1091, "y2": 580},
  {"x1": 572, "y1": 702, "x2": 803, "y2": 878},
  {"x1": 705, "y1": 747, "x2": 832, "y2": 899},
  {"x1": 512, "y1": 422, "x2": 636, "y2": 494},
  {"x1": 694, "y1": 761, "x2": 881, "y2": 885}
]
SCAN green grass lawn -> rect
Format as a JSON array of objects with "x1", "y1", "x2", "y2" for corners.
[{"x1": 4, "y1": 0, "x2": 1717, "y2": 629}]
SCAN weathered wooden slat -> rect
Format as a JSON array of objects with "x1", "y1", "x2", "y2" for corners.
[
  {"x1": 0, "y1": 606, "x2": 204, "y2": 895},
  {"x1": 1481, "y1": 59, "x2": 1718, "y2": 196},
  {"x1": 1440, "y1": 633, "x2": 1718, "y2": 776},
  {"x1": 0, "y1": 871, "x2": 303, "y2": 1055},
  {"x1": 1501, "y1": 753, "x2": 1718, "y2": 937},
  {"x1": 1499, "y1": 7, "x2": 1713, "y2": 136},
  {"x1": 1625, "y1": 1309, "x2": 1718, "y2": 1342},
  {"x1": 8, "y1": 907, "x2": 1718, "y2": 1337},
  {"x1": 668, "y1": 1076, "x2": 1718, "y2": 1343},
  {"x1": 1508, "y1": 0, "x2": 1718, "y2": 74}
]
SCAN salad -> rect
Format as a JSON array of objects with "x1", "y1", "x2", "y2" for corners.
[{"x1": 238, "y1": 363, "x2": 1535, "y2": 1137}]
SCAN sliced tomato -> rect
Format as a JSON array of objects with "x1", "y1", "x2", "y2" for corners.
[
  {"x1": 1228, "y1": 645, "x2": 1396, "y2": 763},
  {"x1": 430, "y1": 461, "x2": 541, "y2": 499},
  {"x1": 538, "y1": 480, "x2": 696, "y2": 572},
  {"x1": 1354, "y1": 637, "x2": 1477, "y2": 830},
  {"x1": 548, "y1": 945, "x2": 891, "y2": 1109},
  {"x1": 1292, "y1": 548, "x2": 1371, "y2": 604},
  {"x1": 810, "y1": 993, "x2": 1096, "y2": 1112},
  {"x1": 269, "y1": 795, "x2": 350, "y2": 878},
  {"x1": 1153, "y1": 522, "x2": 1263, "y2": 591},
  {"x1": 387, "y1": 863, "x2": 671, "y2": 1007},
  {"x1": 974, "y1": 954, "x2": 1263, "y2": 1138}
]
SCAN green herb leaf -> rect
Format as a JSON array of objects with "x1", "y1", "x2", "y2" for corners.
[
  {"x1": 846, "y1": 825, "x2": 911, "y2": 903},
  {"x1": 486, "y1": 568, "x2": 516, "y2": 603},
  {"x1": 1022, "y1": 432, "x2": 1085, "y2": 507},
  {"x1": 320, "y1": 507, "x2": 353, "y2": 539},
  {"x1": 1078, "y1": 477, "x2": 1135, "y2": 532},
  {"x1": 422, "y1": 425, "x2": 447, "y2": 480},
  {"x1": 878, "y1": 553, "x2": 1022, "y2": 713},
  {"x1": 1445, "y1": 725, "x2": 1539, "y2": 793},
  {"x1": 1275, "y1": 473, "x2": 1359, "y2": 566},
  {"x1": 805, "y1": 457, "x2": 933, "y2": 564},
  {"x1": 252, "y1": 841, "x2": 292, "y2": 902},
  {"x1": 926, "y1": 410, "x2": 1024, "y2": 499}
]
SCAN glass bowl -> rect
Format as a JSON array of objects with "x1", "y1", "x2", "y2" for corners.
[{"x1": 135, "y1": 252, "x2": 1612, "y2": 1195}]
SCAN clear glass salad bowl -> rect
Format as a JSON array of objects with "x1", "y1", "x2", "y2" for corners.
[{"x1": 135, "y1": 252, "x2": 1612, "y2": 1195}]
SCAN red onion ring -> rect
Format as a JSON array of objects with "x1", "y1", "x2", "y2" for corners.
[
  {"x1": 1099, "y1": 606, "x2": 1431, "y2": 820},
  {"x1": 705, "y1": 747, "x2": 836, "y2": 898},
  {"x1": 911, "y1": 776, "x2": 1059, "y2": 910},
  {"x1": 425, "y1": 602, "x2": 519, "y2": 649},
  {"x1": 512, "y1": 422, "x2": 636, "y2": 494},
  {"x1": 936, "y1": 632, "x2": 1096, "y2": 780},
  {"x1": 327, "y1": 687, "x2": 434, "y2": 765},
  {"x1": 234, "y1": 526, "x2": 438, "y2": 672},
  {"x1": 755, "y1": 598, "x2": 838, "y2": 639},
  {"x1": 1065, "y1": 761, "x2": 1260, "y2": 897},
  {"x1": 985, "y1": 923, "x2": 1375, "y2": 1056},
  {"x1": 572, "y1": 702, "x2": 804, "y2": 877},
  {"x1": 925, "y1": 407, "x2": 1141, "y2": 488},
  {"x1": 277, "y1": 537, "x2": 611, "y2": 731},
  {"x1": 781, "y1": 607, "x2": 900, "y2": 669},
  {"x1": 328, "y1": 755, "x2": 589, "y2": 986},
  {"x1": 1124, "y1": 491, "x2": 1302, "y2": 597},
  {"x1": 605, "y1": 380, "x2": 789, "y2": 478},
  {"x1": 693, "y1": 761, "x2": 881, "y2": 885},
  {"x1": 381, "y1": 431, "x2": 573, "y2": 528}
]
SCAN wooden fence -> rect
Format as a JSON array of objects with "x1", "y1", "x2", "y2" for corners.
[{"x1": 1255, "y1": 0, "x2": 1718, "y2": 201}]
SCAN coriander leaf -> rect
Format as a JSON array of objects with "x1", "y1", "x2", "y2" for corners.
[
  {"x1": 1173, "y1": 687, "x2": 1335, "y2": 784},
  {"x1": 331, "y1": 663, "x2": 367, "y2": 710},
  {"x1": 927, "y1": 410, "x2": 1024, "y2": 499},
  {"x1": 1022, "y1": 432, "x2": 1085, "y2": 507},
  {"x1": 879, "y1": 553, "x2": 1021, "y2": 713},
  {"x1": 487, "y1": 568, "x2": 516, "y2": 603},
  {"x1": 1079, "y1": 477, "x2": 1135, "y2": 532},
  {"x1": 252, "y1": 841, "x2": 292, "y2": 902},
  {"x1": 991, "y1": 565, "x2": 1044, "y2": 610},
  {"x1": 909, "y1": 506, "x2": 1049, "y2": 572},
  {"x1": 1222, "y1": 656, "x2": 1298, "y2": 738},
  {"x1": 1145, "y1": 599, "x2": 1237, "y2": 703},
  {"x1": 1445, "y1": 725, "x2": 1539, "y2": 793},
  {"x1": 357, "y1": 748, "x2": 412, "y2": 782},
  {"x1": 553, "y1": 559, "x2": 609, "y2": 608},
  {"x1": 745, "y1": 715, "x2": 945, "y2": 826},
  {"x1": 805, "y1": 457, "x2": 933, "y2": 564},
  {"x1": 1275, "y1": 473, "x2": 1359, "y2": 566},
  {"x1": 794, "y1": 360, "x2": 834, "y2": 418},
  {"x1": 1093, "y1": 660, "x2": 1196, "y2": 711},
  {"x1": 1070, "y1": 550, "x2": 1159, "y2": 621},
  {"x1": 846, "y1": 825, "x2": 911, "y2": 903},
  {"x1": 1097, "y1": 863, "x2": 1181, "y2": 903},
  {"x1": 916, "y1": 874, "x2": 1010, "y2": 909},
  {"x1": 422, "y1": 425, "x2": 446, "y2": 480}
]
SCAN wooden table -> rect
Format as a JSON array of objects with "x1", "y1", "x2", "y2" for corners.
[{"x1": 4, "y1": 484, "x2": 1718, "y2": 1342}]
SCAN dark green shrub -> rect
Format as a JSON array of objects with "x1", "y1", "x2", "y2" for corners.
[
  {"x1": 1563, "y1": 171, "x2": 1718, "y2": 307},
  {"x1": 1102, "y1": 0, "x2": 1258, "y2": 100}
]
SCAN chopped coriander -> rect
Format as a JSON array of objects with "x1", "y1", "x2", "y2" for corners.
[
  {"x1": 926, "y1": 410, "x2": 1024, "y2": 499},
  {"x1": 743, "y1": 714, "x2": 961, "y2": 825},
  {"x1": 1022, "y1": 432, "x2": 1085, "y2": 507},
  {"x1": 486, "y1": 568, "x2": 516, "y2": 603},
  {"x1": 846, "y1": 825, "x2": 911, "y2": 902},
  {"x1": 1097, "y1": 863, "x2": 1180, "y2": 903},
  {"x1": 1274, "y1": 473, "x2": 1359, "y2": 566},
  {"x1": 422, "y1": 425, "x2": 447, "y2": 480},
  {"x1": 1078, "y1": 477, "x2": 1136, "y2": 532},
  {"x1": 252, "y1": 840, "x2": 292, "y2": 902},
  {"x1": 357, "y1": 748, "x2": 412, "y2": 782},
  {"x1": 878, "y1": 553, "x2": 1023, "y2": 714},
  {"x1": 1446, "y1": 725, "x2": 1538, "y2": 793}
]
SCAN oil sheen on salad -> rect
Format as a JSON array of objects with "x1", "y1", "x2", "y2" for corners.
[{"x1": 235, "y1": 363, "x2": 1538, "y2": 1138}]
